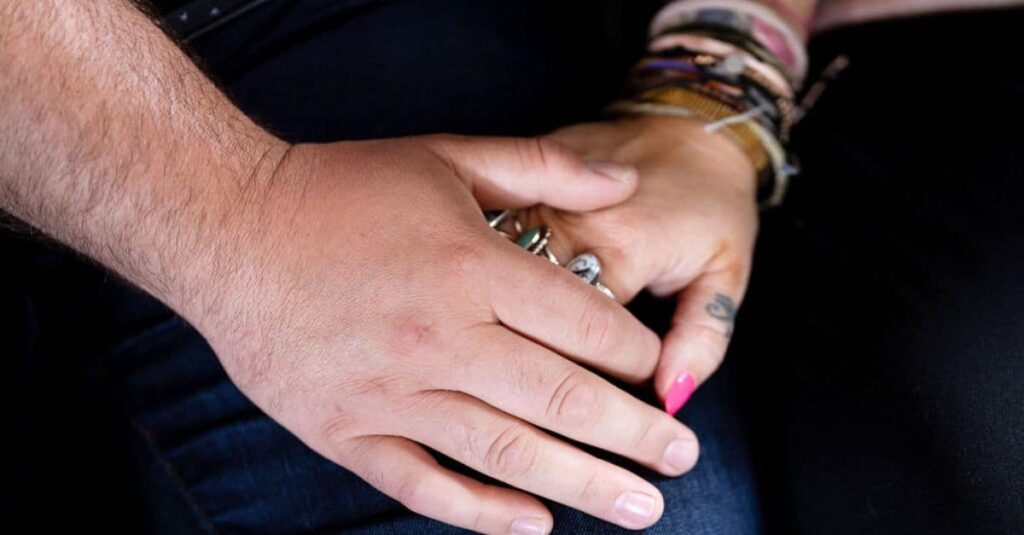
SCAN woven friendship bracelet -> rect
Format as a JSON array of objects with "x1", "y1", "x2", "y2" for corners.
[
  {"x1": 648, "y1": 33, "x2": 792, "y2": 97},
  {"x1": 649, "y1": 0, "x2": 807, "y2": 88},
  {"x1": 612, "y1": 0, "x2": 804, "y2": 207},
  {"x1": 608, "y1": 85, "x2": 772, "y2": 177},
  {"x1": 630, "y1": 54, "x2": 794, "y2": 138}
]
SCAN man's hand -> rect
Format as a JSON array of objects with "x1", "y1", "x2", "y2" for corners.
[
  {"x1": 1, "y1": 2, "x2": 699, "y2": 532},
  {"x1": 522, "y1": 115, "x2": 760, "y2": 414},
  {"x1": 203, "y1": 136, "x2": 704, "y2": 533}
]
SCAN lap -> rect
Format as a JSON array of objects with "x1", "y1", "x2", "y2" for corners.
[
  {"x1": 739, "y1": 10, "x2": 1024, "y2": 533},
  {"x1": 3, "y1": 0, "x2": 760, "y2": 533}
]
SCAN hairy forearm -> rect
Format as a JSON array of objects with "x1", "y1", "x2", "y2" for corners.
[{"x1": 0, "y1": 0, "x2": 288, "y2": 321}]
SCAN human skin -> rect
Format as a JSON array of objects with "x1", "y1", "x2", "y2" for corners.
[
  {"x1": 518, "y1": 0, "x2": 820, "y2": 414},
  {"x1": 813, "y1": 0, "x2": 1024, "y2": 32},
  {"x1": 523, "y1": 116, "x2": 759, "y2": 413},
  {"x1": 0, "y1": 1, "x2": 708, "y2": 533}
]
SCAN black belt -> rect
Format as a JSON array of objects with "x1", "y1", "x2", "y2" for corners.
[{"x1": 161, "y1": 0, "x2": 273, "y2": 41}]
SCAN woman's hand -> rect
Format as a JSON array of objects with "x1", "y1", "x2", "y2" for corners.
[
  {"x1": 525, "y1": 115, "x2": 760, "y2": 414},
  {"x1": 198, "y1": 135, "x2": 703, "y2": 533}
]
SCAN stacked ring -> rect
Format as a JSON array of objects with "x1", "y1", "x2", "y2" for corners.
[{"x1": 485, "y1": 210, "x2": 615, "y2": 299}]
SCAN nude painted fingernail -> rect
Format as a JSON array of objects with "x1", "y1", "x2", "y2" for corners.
[
  {"x1": 584, "y1": 159, "x2": 637, "y2": 183},
  {"x1": 613, "y1": 491, "x2": 658, "y2": 528},
  {"x1": 510, "y1": 517, "x2": 550, "y2": 535},
  {"x1": 664, "y1": 372, "x2": 696, "y2": 416},
  {"x1": 662, "y1": 438, "x2": 699, "y2": 474}
]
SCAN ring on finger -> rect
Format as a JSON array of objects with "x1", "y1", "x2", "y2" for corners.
[
  {"x1": 567, "y1": 252, "x2": 616, "y2": 300},
  {"x1": 485, "y1": 209, "x2": 614, "y2": 297}
]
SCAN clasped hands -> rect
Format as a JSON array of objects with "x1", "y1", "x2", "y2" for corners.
[{"x1": 203, "y1": 115, "x2": 758, "y2": 534}]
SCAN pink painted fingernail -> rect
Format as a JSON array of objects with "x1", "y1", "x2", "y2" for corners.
[{"x1": 664, "y1": 372, "x2": 696, "y2": 416}]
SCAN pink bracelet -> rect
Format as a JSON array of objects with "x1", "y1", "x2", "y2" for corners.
[{"x1": 649, "y1": 0, "x2": 808, "y2": 87}]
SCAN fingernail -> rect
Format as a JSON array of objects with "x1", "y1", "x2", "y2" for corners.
[
  {"x1": 662, "y1": 438, "x2": 699, "y2": 474},
  {"x1": 510, "y1": 517, "x2": 550, "y2": 535},
  {"x1": 613, "y1": 491, "x2": 658, "y2": 528},
  {"x1": 664, "y1": 372, "x2": 696, "y2": 416},
  {"x1": 584, "y1": 159, "x2": 637, "y2": 183}
]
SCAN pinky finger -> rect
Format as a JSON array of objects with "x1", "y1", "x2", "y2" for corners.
[
  {"x1": 334, "y1": 435, "x2": 553, "y2": 535},
  {"x1": 655, "y1": 272, "x2": 745, "y2": 416}
]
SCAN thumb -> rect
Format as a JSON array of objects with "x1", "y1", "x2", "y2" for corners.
[{"x1": 424, "y1": 134, "x2": 638, "y2": 211}]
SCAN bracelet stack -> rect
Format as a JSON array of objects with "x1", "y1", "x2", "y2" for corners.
[{"x1": 607, "y1": 0, "x2": 808, "y2": 207}]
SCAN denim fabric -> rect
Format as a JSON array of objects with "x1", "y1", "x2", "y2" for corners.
[{"x1": 737, "y1": 10, "x2": 1024, "y2": 534}]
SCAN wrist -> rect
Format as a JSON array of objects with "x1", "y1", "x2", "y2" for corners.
[
  {"x1": 158, "y1": 136, "x2": 296, "y2": 335},
  {"x1": 613, "y1": 115, "x2": 758, "y2": 194}
]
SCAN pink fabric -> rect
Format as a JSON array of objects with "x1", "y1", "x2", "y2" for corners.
[{"x1": 813, "y1": 0, "x2": 1024, "y2": 32}]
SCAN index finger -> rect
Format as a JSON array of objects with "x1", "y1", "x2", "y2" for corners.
[{"x1": 487, "y1": 244, "x2": 661, "y2": 384}]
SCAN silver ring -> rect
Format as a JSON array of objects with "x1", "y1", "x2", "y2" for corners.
[
  {"x1": 566, "y1": 252, "x2": 616, "y2": 300},
  {"x1": 593, "y1": 281, "x2": 615, "y2": 300},
  {"x1": 485, "y1": 209, "x2": 511, "y2": 229}
]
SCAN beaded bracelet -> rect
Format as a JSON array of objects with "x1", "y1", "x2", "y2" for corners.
[
  {"x1": 628, "y1": 72, "x2": 782, "y2": 142},
  {"x1": 631, "y1": 53, "x2": 794, "y2": 138},
  {"x1": 649, "y1": 33, "x2": 792, "y2": 97},
  {"x1": 608, "y1": 86, "x2": 771, "y2": 187}
]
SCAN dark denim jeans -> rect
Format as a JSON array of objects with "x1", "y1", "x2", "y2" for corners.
[
  {"x1": 1, "y1": 0, "x2": 761, "y2": 533},
  {"x1": 738, "y1": 11, "x2": 1024, "y2": 534}
]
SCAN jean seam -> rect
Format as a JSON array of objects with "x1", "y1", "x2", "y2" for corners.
[
  {"x1": 87, "y1": 316, "x2": 219, "y2": 534},
  {"x1": 128, "y1": 414, "x2": 222, "y2": 535}
]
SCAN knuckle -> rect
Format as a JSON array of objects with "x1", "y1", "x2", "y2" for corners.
[
  {"x1": 319, "y1": 412, "x2": 358, "y2": 444},
  {"x1": 546, "y1": 369, "x2": 602, "y2": 428},
  {"x1": 482, "y1": 423, "x2": 540, "y2": 480},
  {"x1": 443, "y1": 239, "x2": 489, "y2": 283},
  {"x1": 517, "y1": 137, "x2": 564, "y2": 174},
  {"x1": 386, "y1": 313, "x2": 446, "y2": 359},
  {"x1": 346, "y1": 373, "x2": 410, "y2": 401},
  {"x1": 719, "y1": 263, "x2": 751, "y2": 293},
  {"x1": 598, "y1": 210, "x2": 645, "y2": 250},
  {"x1": 577, "y1": 472, "x2": 605, "y2": 504},
  {"x1": 629, "y1": 415, "x2": 658, "y2": 452},
  {"x1": 395, "y1": 475, "x2": 438, "y2": 515},
  {"x1": 576, "y1": 299, "x2": 620, "y2": 355},
  {"x1": 401, "y1": 389, "x2": 454, "y2": 421},
  {"x1": 711, "y1": 245, "x2": 753, "y2": 290},
  {"x1": 420, "y1": 133, "x2": 462, "y2": 160},
  {"x1": 690, "y1": 322, "x2": 730, "y2": 365}
]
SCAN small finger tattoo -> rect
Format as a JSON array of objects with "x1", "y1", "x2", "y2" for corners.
[{"x1": 705, "y1": 293, "x2": 737, "y2": 339}]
